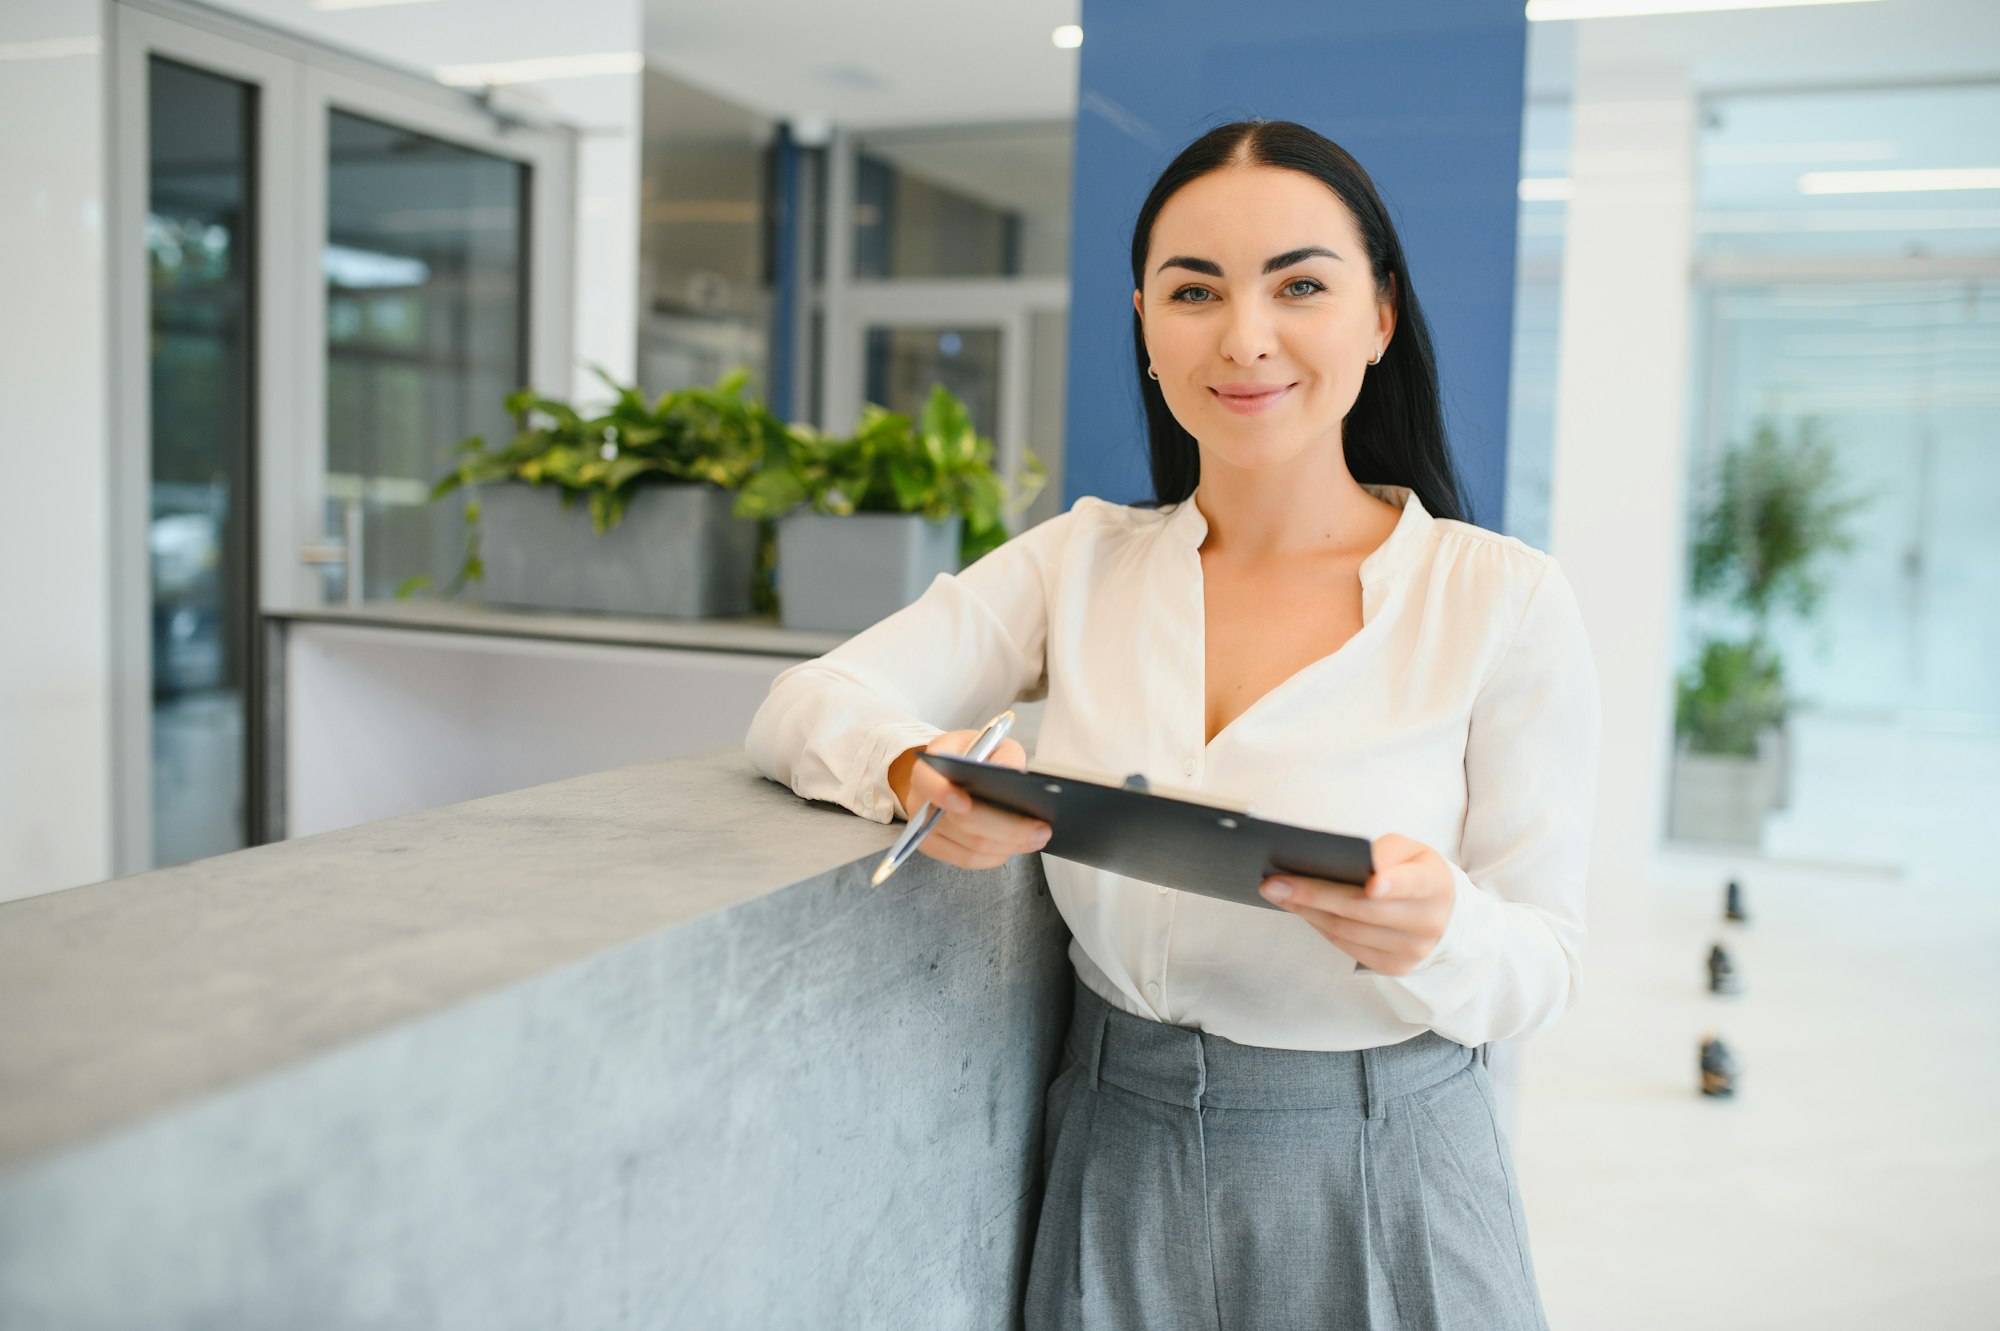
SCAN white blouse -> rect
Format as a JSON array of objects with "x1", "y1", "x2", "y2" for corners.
[{"x1": 743, "y1": 483, "x2": 1601, "y2": 1051}]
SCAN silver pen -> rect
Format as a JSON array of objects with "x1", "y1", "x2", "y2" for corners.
[{"x1": 871, "y1": 709, "x2": 1017, "y2": 886}]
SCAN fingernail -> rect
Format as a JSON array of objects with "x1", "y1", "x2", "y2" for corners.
[
  {"x1": 1262, "y1": 879, "x2": 1292, "y2": 901},
  {"x1": 1031, "y1": 826, "x2": 1051, "y2": 847}
]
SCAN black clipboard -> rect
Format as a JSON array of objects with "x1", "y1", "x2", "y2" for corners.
[{"x1": 919, "y1": 753, "x2": 1374, "y2": 913}]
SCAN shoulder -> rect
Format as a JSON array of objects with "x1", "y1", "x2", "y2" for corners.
[
  {"x1": 956, "y1": 494, "x2": 1157, "y2": 589},
  {"x1": 1422, "y1": 519, "x2": 1579, "y2": 643},
  {"x1": 1428, "y1": 518, "x2": 1552, "y2": 587},
  {"x1": 992, "y1": 494, "x2": 1168, "y2": 558}
]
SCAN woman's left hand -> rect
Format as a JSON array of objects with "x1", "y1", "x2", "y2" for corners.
[{"x1": 1258, "y1": 833, "x2": 1456, "y2": 976}]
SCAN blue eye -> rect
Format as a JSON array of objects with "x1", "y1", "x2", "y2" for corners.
[
  {"x1": 1169, "y1": 286, "x2": 1216, "y2": 303},
  {"x1": 1281, "y1": 278, "x2": 1325, "y2": 298}
]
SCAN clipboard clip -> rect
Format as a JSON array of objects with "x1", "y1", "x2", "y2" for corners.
[{"x1": 1120, "y1": 773, "x2": 1150, "y2": 793}]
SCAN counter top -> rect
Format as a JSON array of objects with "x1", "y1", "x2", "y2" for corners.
[
  {"x1": 266, "y1": 599, "x2": 851, "y2": 658},
  {"x1": 0, "y1": 740, "x2": 1069, "y2": 1325}
]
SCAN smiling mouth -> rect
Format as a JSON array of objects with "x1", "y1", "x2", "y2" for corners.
[{"x1": 1209, "y1": 383, "x2": 1294, "y2": 415}]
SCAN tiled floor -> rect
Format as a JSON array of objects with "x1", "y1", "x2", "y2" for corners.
[{"x1": 1516, "y1": 714, "x2": 2000, "y2": 1329}]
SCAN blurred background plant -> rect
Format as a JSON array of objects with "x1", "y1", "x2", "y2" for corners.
[{"x1": 1676, "y1": 417, "x2": 1870, "y2": 754}]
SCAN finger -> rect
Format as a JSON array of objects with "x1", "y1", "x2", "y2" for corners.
[
  {"x1": 1362, "y1": 865, "x2": 1428, "y2": 902},
  {"x1": 1288, "y1": 909, "x2": 1411, "y2": 956},
  {"x1": 1370, "y1": 832, "x2": 1429, "y2": 871},
  {"x1": 1293, "y1": 913, "x2": 1421, "y2": 975},
  {"x1": 915, "y1": 827, "x2": 1005, "y2": 872},
  {"x1": 919, "y1": 823, "x2": 1034, "y2": 871},
  {"x1": 1263, "y1": 876, "x2": 1423, "y2": 927},
  {"x1": 990, "y1": 737, "x2": 1029, "y2": 771},
  {"x1": 910, "y1": 768, "x2": 972, "y2": 814},
  {"x1": 950, "y1": 802, "x2": 1051, "y2": 854}
]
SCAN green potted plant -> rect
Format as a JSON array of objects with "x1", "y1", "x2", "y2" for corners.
[
  {"x1": 411, "y1": 368, "x2": 782, "y2": 619},
  {"x1": 731, "y1": 384, "x2": 1047, "y2": 633},
  {"x1": 1668, "y1": 417, "x2": 1867, "y2": 846}
]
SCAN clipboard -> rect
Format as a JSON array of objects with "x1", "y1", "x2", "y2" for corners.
[{"x1": 918, "y1": 753, "x2": 1374, "y2": 913}]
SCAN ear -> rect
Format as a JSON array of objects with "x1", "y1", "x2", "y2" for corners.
[{"x1": 1132, "y1": 288, "x2": 1143, "y2": 319}]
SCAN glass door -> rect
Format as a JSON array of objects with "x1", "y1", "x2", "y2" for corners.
[
  {"x1": 144, "y1": 55, "x2": 257, "y2": 867},
  {"x1": 319, "y1": 109, "x2": 529, "y2": 603},
  {"x1": 296, "y1": 67, "x2": 572, "y2": 610},
  {"x1": 113, "y1": 8, "x2": 574, "y2": 874}
]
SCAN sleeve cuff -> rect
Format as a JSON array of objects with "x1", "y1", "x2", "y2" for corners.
[
  {"x1": 1369, "y1": 861, "x2": 1503, "y2": 1020},
  {"x1": 857, "y1": 720, "x2": 945, "y2": 824}
]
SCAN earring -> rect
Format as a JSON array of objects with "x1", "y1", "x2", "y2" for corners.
[
  {"x1": 1368, "y1": 350, "x2": 1382, "y2": 366},
  {"x1": 1148, "y1": 366, "x2": 1160, "y2": 380}
]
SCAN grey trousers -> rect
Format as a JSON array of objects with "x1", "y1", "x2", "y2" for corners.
[{"x1": 1023, "y1": 973, "x2": 1548, "y2": 1331}]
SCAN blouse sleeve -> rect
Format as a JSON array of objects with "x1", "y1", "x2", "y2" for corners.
[
  {"x1": 742, "y1": 508, "x2": 1073, "y2": 825},
  {"x1": 1370, "y1": 556, "x2": 1602, "y2": 1046}
]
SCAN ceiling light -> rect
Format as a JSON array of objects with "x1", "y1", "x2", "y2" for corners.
[
  {"x1": 1704, "y1": 139, "x2": 1896, "y2": 165},
  {"x1": 435, "y1": 51, "x2": 643, "y2": 87},
  {"x1": 1052, "y1": 25, "x2": 1084, "y2": 49},
  {"x1": 1518, "y1": 177, "x2": 1573, "y2": 202},
  {"x1": 1527, "y1": 0, "x2": 1883, "y2": 19},
  {"x1": 1800, "y1": 168, "x2": 2000, "y2": 195}
]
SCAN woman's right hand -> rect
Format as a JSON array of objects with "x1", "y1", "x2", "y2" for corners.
[{"x1": 887, "y1": 730, "x2": 1051, "y2": 871}]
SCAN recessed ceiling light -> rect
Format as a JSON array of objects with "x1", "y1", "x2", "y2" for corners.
[
  {"x1": 1527, "y1": 0, "x2": 1883, "y2": 18},
  {"x1": 1052, "y1": 25, "x2": 1084, "y2": 49},
  {"x1": 1800, "y1": 168, "x2": 2000, "y2": 195}
]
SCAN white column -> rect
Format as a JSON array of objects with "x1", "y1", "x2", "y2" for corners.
[
  {"x1": 541, "y1": 71, "x2": 642, "y2": 399},
  {"x1": 1546, "y1": 37, "x2": 1697, "y2": 895},
  {"x1": 0, "y1": 5, "x2": 113, "y2": 901}
]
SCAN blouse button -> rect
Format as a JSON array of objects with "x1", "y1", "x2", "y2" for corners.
[
  {"x1": 1145, "y1": 980, "x2": 1161, "y2": 999},
  {"x1": 1183, "y1": 759, "x2": 1195, "y2": 777}
]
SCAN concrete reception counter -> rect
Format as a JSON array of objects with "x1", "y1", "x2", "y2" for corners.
[{"x1": 0, "y1": 743, "x2": 1071, "y2": 1328}]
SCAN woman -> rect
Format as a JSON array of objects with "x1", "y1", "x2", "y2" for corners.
[{"x1": 745, "y1": 119, "x2": 1599, "y2": 1330}]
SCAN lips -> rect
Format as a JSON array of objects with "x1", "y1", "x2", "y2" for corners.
[{"x1": 1209, "y1": 382, "x2": 1294, "y2": 416}]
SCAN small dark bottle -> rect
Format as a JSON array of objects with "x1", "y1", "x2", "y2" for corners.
[
  {"x1": 1724, "y1": 878, "x2": 1749, "y2": 924},
  {"x1": 1707, "y1": 943, "x2": 1741, "y2": 995},
  {"x1": 1699, "y1": 1033, "x2": 1738, "y2": 1098}
]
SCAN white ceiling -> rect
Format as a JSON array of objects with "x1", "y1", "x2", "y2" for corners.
[
  {"x1": 643, "y1": 0, "x2": 1081, "y2": 130},
  {"x1": 643, "y1": 0, "x2": 2000, "y2": 131}
]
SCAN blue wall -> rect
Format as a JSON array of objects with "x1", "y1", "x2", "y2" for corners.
[{"x1": 1062, "y1": 1, "x2": 1528, "y2": 531}]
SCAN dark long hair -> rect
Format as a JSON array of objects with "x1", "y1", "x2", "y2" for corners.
[{"x1": 1129, "y1": 120, "x2": 1471, "y2": 525}]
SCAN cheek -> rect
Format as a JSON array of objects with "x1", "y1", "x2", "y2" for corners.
[
  {"x1": 1148, "y1": 315, "x2": 1208, "y2": 371},
  {"x1": 1286, "y1": 313, "x2": 1368, "y2": 377}
]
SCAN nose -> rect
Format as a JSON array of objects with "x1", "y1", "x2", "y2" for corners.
[{"x1": 1217, "y1": 300, "x2": 1276, "y2": 365}]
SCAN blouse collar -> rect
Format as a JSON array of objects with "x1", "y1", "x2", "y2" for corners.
[{"x1": 1163, "y1": 481, "x2": 1434, "y2": 588}]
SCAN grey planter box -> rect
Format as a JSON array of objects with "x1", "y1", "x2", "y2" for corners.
[
  {"x1": 776, "y1": 510, "x2": 962, "y2": 633},
  {"x1": 1666, "y1": 727, "x2": 1784, "y2": 848},
  {"x1": 478, "y1": 482, "x2": 758, "y2": 619}
]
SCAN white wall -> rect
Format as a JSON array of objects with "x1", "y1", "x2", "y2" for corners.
[
  {"x1": 0, "y1": 4, "x2": 113, "y2": 900},
  {"x1": 286, "y1": 628, "x2": 793, "y2": 836}
]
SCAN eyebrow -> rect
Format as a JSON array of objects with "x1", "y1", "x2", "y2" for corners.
[{"x1": 1155, "y1": 246, "x2": 1344, "y2": 278}]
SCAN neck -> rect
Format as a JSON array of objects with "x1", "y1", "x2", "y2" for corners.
[{"x1": 1192, "y1": 445, "x2": 1394, "y2": 562}]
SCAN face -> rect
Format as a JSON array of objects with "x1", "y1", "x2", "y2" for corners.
[{"x1": 1134, "y1": 163, "x2": 1394, "y2": 473}]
